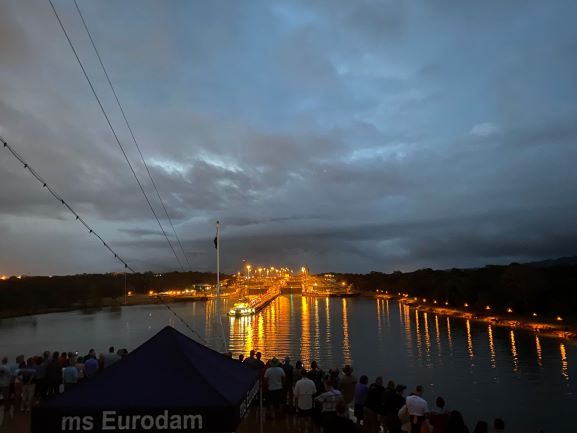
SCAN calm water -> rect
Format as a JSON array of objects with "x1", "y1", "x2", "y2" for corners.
[{"x1": 0, "y1": 296, "x2": 574, "y2": 432}]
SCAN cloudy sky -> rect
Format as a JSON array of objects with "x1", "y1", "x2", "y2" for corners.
[{"x1": 1, "y1": 0, "x2": 577, "y2": 276}]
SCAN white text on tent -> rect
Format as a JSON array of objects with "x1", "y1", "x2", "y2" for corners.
[{"x1": 60, "y1": 410, "x2": 203, "y2": 431}]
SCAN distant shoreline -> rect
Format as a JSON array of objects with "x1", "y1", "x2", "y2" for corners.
[{"x1": 2, "y1": 293, "x2": 576, "y2": 343}]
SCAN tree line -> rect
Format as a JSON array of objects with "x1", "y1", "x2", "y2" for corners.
[
  {"x1": 1, "y1": 263, "x2": 576, "y2": 320},
  {"x1": 0, "y1": 271, "x2": 219, "y2": 317},
  {"x1": 336, "y1": 263, "x2": 577, "y2": 320}
]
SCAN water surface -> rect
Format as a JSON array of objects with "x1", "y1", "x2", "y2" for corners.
[{"x1": 0, "y1": 296, "x2": 574, "y2": 432}]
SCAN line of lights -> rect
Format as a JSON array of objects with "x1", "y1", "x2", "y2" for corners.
[{"x1": 387, "y1": 289, "x2": 567, "y2": 325}]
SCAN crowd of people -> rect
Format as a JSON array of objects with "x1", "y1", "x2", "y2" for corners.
[
  {"x1": 0, "y1": 346, "x2": 127, "y2": 426},
  {"x1": 237, "y1": 350, "x2": 510, "y2": 433},
  {"x1": 1, "y1": 347, "x2": 512, "y2": 432}
]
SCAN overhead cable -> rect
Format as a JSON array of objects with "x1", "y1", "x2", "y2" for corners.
[
  {"x1": 73, "y1": 0, "x2": 192, "y2": 270},
  {"x1": 155, "y1": 295, "x2": 208, "y2": 344},
  {"x1": 2, "y1": 137, "x2": 207, "y2": 342},
  {"x1": 47, "y1": 0, "x2": 184, "y2": 271},
  {"x1": 1, "y1": 136, "x2": 135, "y2": 272}
]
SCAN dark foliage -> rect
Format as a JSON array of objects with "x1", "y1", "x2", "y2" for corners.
[
  {"x1": 0, "y1": 271, "x2": 220, "y2": 316},
  {"x1": 335, "y1": 263, "x2": 577, "y2": 319}
]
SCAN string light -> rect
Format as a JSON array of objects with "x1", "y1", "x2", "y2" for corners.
[
  {"x1": 1, "y1": 136, "x2": 135, "y2": 273},
  {"x1": 155, "y1": 295, "x2": 207, "y2": 344}
]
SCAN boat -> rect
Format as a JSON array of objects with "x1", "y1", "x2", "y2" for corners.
[{"x1": 227, "y1": 301, "x2": 256, "y2": 317}]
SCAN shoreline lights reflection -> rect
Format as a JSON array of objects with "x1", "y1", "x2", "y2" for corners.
[
  {"x1": 488, "y1": 325, "x2": 496, "y2": 369},
  {"x1": 535, "y1": 335, "x2": 542, "y2": 368},
  {"x1": 446, "y1": 316, "x2": 453, "y2": 351},
  {"x1": 423, "y1": 312, "x2": 432, "y2": 366},
  {"x1": 415, "y1": 309, "x2": 422, "y2": 359},
  {"x1": 510, "y1": 330, "x2": 519, "y2": 372},
  {"x1": 434, "y1": 314, "x2": 442, "y2": 358},
  {"x1": 342, "y1": 298, "x2": 352, "y2": 366},
  {"x1": 301, "y1": 296, "x2": 310, "y2": 365},
  {"x1": 325, "y1": 297, "x2": 332, "y2": 361},
  {"x1": 224, "y1": 297, "x2": 572, "y2": 385},
  {"x1": 466, "y1": 319, "x2": 474, "y2": 360},
  {"x1": 561, "y1": 343, "x2": 569, "y2": 381}
]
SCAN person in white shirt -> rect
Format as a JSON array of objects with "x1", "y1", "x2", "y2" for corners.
[
  {"x1": 292, "y1": 370, "x2": 317, "y2": 430},
  {"x1": 405, "y1": 385, "x2": 429, "y2": 433},
  {"x1": 264, "y1": 357, "x2": 285, "y2": 420},
  {"x1": 294, "y1": 370, "x2": 317, "y2": 415},
  {"x1": 100, "y1": 347, "x2": 121, "y2": 369}
]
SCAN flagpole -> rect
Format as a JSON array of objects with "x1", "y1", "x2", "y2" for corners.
[
  {"x1": 216, "y1": 220, "x2": 220, "y2": 299},
  {"x1": 215, "y1": 220, "x2": 227, "y2": 352}
]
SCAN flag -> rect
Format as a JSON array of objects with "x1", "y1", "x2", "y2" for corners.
[{"x1": 214, "y1": 236, "x2": 218, "y2": 249}]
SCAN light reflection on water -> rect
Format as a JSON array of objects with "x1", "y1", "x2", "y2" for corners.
[
  {"x1": 488, "y1": 325, "x2": 496, "y2": 368},
  {"x1": 510, "y1": 330, "x2": 519, "y2": 373},
  {"x1": 535, "y1": 334, "x2": 543, "y2": 368},
  {"x1": 466, "y1": 319, "x2": 474, "y2": 360},
  {"x1": 561, "y1": 343, "x2": 569, "y2": 381},
  {"x1": 342, "y1": 299, "x2": 352, "y2": 366},
  {"x1": 0, "y1": 296, "x2": 575, "y2": 431}
]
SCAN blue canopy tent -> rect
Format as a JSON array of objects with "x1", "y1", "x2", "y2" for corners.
[{"x1": 31, "y1": 326, "x2": 261, "y2": 432}]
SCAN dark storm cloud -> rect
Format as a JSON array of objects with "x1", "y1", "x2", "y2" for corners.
[{"x1": 1, "y1": 0, "x2": 577, "y2": 275}]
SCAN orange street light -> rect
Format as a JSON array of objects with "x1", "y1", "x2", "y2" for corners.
[
  {"x1": 556, "y1": 316, "x2": 563, "y2": 321},
  {"x1": 485, "y1": 306, "x2": 491, "y2": 310},
  {"x1": 507, "y1": 308, "x2": 513, "y2": 313},
  {"x1": 532, "y1": 312, "x2": 538, "y2": 317},
  {"x1": 464, "y1": 303, "x2": 469, "y2": 308}
]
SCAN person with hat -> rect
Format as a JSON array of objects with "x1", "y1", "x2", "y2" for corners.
[
  {"x1": 339, "y1": 365, "x2": 357, "y2": 408},
  {"x1": 264, "y1": 357, "x2": 285, "y2": 420},
  {"x1": 281, "y1": 357, "x2": 294, "y2": 409}
]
